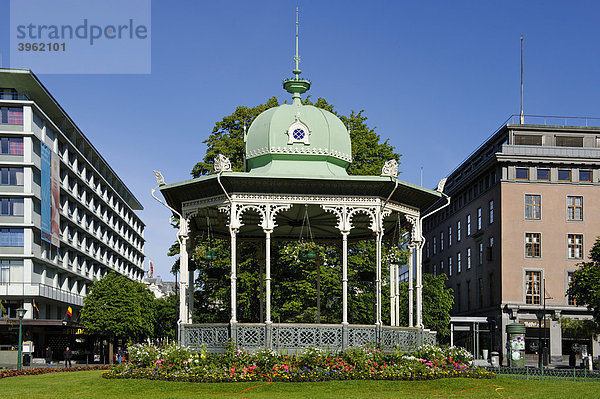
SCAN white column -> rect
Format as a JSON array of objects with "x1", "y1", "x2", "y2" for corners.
[
  {"x1": 390, "y1": 261, "x2": 396, "y2": 326},
  {"x1": 416, "y1": 241, "x2": 423, "y2": 328},
  {"x1": 230, "y1": 227, "x2": 238, "y2": 324},
  {"x1": 408, "y1": 246, "x2": 414, "y2": 327},
  {"x1": 376, "y1": 230, "x2": 383, "y2": 327},
  {"x1": 188, "y1": 267, "x2": 194, "y2": 323},
  {"x1": 178, "y1": 224, "x2": 189, "y2": 325},
  {"x1": 394, "y1": 263, "x2": 400, "y2": 326},
  {"x1": 265, "y1": 230, "x2": 272, "y2": 323},
  {"x1": 342, "y1": 231, "x2": 349, "y2": 325}
]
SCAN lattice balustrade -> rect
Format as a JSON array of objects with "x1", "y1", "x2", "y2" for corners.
[
  {"x1": 348, "y1": 326, "x2": 376, "y2": 347},
  {"x1": 237, "y1": 324, "x2": 266, "y2": 349},
  {"x1": 273, "y1": 324, "x2": 342, "y2": 352},
  {"x1": 183, "y1": 324, "x2": 229, "y2": 352},
  {"x1": 381, "y1": 327, "x2": 419, "y2": 351}
]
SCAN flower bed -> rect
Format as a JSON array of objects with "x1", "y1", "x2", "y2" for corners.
[
  {"x1": 0, "y1": 365, "x2": 111, "y2": 380},
  {"x1": 103, "y1": 343, "x2": 495, "y2": 383}
]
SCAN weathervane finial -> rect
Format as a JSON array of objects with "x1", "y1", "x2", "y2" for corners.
[{"x1": 293, "y1": 7, "x2": 301, "y2": 78}]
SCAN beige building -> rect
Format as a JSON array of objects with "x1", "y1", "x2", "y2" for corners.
[{"x1": 423, "y1": 117, "x2": 600, "y2": 364}]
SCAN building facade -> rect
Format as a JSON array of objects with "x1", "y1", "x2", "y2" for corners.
[
  {"x1": 0, "y1": 69, "x2": 145, "y2": 358},
  {"x1": 423, "y1": 117, "x2": 600, "y2": 364}
]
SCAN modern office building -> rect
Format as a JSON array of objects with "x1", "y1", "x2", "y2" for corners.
[
  {"x1": 0, "y1": 69, "x2": 145, "y2": 358},
  {"x1": 423, "y1": 116, "x2": 600, "y2": 364}
]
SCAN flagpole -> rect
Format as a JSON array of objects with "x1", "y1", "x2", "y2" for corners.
[{"x1": 520, "y1": 35, "x2": 524, "y2": 124}]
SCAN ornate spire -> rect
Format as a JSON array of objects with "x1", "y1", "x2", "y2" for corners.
[{"x1": 284, "y1": 7, "x2": 310, "y2": 103}]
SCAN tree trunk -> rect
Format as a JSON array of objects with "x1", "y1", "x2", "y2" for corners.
[{"x1": 108, "y1": 336, "x2": 114, "y2": 365}]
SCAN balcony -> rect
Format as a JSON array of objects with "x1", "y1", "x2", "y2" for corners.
[{"x1": 0, "y1": 282, "x2": 84, "y2": 306}]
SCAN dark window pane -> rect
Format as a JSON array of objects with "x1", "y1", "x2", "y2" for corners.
[
  {"x1": 580, "y1": 170, "x2": 592, "y2": 182},
  {"x1": 516, "y1": 168, "x2": 529, "y2": 180},
  {"x1": 0, "y1": 138, "x2": 7, "y2": 154},
  {"x1": 0, "y1": 169, "x2": 8, "y2": 185},
  {"x1": 556, "y1": 136, "x2": 583, "y2": 147},
  {"x1": 515, "y1": 135, "x2": 542, "y2": 146},
  {"x1": 558, "y1": 169, "x2": 571, "y2": 181},
  {"x1": 537, "y1": 169, "x2": 549, "y2": 180}
]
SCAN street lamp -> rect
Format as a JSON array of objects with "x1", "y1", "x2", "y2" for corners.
[
  {"x1": 534, "y1": 308, "x2": 544, "y2": 369},
  {"x1": 16, "y1": 307, "x2": 27, "y2": 371}
]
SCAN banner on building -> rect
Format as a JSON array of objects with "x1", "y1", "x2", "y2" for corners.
[{"x1": 41, "y1": 142, "x2": 60, "y2": 247}]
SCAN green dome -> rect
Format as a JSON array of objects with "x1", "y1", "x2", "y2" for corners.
[{"x1": 245, "y1": 94, "x2": 352, "y2": 177}]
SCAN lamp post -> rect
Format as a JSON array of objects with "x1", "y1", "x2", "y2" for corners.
[
  {"x1": 16, "y1": 307, "x2": 27, "y2": 370},
  {"x1": 535, "y1": 308, "x2": 544, "y2": 369}
]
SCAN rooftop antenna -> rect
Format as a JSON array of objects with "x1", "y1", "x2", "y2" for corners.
[{"x1": 520, "y1": 35, "x2": 524, "y2": 124}]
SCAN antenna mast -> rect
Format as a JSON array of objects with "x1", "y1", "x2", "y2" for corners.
[
  {"x1": 294, "y1": 7, "x2": 300, "y2": 78},
  {"x1": 520, "y1": 35, "x2": 524, "y2": 124}
]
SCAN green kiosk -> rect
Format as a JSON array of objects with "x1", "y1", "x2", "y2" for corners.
[{"x1": 506, "y1": 323, "x2": 526, "y2": 367}]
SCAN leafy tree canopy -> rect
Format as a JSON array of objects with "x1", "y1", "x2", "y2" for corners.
[
  {"x1": 81, "y1": 272, "x2": 155, "y2": 341},
  {"x1": 567, "y1": 237, "x2": 600, "y2": 329}
]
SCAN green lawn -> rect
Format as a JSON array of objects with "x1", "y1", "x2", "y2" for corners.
[{"x1": 1, "y1": 370, "x2": 599, "y2": 398}]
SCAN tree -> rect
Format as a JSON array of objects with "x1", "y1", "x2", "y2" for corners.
[
  {"x1": 396, "y1": 273, "x2": 454, "y2": 340},
  {"x1": 567, "y1": 236, "x2": 600, "y2": 329},
  {"x1": 80, "y1": 272, "x2": 155, "y2": 362},
  {"x1": 173, "y1": 96, "x2": 404, "y2": 325},
  {"x1": 154, "y1": 295, "x2": 178, "y2": 340}
]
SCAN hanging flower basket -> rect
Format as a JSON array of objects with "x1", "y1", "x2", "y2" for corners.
[
  {"x1": 299, "y1": 248, "x2": 317, "y2": 260},
  {"x1": 204, "y1": 250, "x2": 217, "y2": 261}
]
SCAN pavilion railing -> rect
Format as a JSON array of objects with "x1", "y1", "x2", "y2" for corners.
[{"x1": 181, "y1": 323, "x2": 436, "y2": 353}]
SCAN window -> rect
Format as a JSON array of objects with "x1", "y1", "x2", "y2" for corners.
[
  {"x1": 579, "y1": 170, "x2": 592, "y2": 182},
  {"x1": 0, "y1": 137, "x2": 24, "y2": 155},
  {"x1": 489, "y1": 274, "x2": 494, "y2": 305},
  {"x1": 433, "y1": 264, "x2": 437, "y2": 276},
  {"x1": 0, "y1": 228, "x2": 24, "y2": 246},
  {"x1": 466, "y1": 214, "x2": 471, "y2": 236},
  {"x1": 515, "y1": 134, "x2": 543, "y2": 146},
  {"x1": 0, "y1": 259, "x2": 22, "y2": 284},
  {"x1": 568, "y1": 234, "x2": 583, "y2": 259},
  {"x1": 478, "y1": 242, "x2": 484, "y2": 265},
  {"x1": 467, "y1": 248, "x2": 472, "y2": 269},
  {"x1": 488, "y1": 237, "x2": 494, "y2": 260},
  {"x1": 457, "y1": 221, "x2": 462, "y2": 242},
  {"x1": 0, "y1": 198, "x2": 24, "y2": 216},
  {"x1": 567, "y1": 196, "x2": 583, "y2": 221},
  {"x1": 448, "y1": 226, "x2": 452, "y2": 247},
  {"x1": 516, "y1": 167, "x2": 529, "y2": 180},
  {"x1": 433, "y1": 236, "x2": 437, "y2": 255},
  {"x1": 426, "y1": 242, "x2": 430, "y2": 258},
  {"x1": 525, "y1": 194, "x2": 541, "y2": 220},
  {"x1": 0, "y1": 107, "x2": 23, "y2": 125},
  {"x1": 525, "y1": 271, "x2": 541, "y2": 304},
  {"x1": 568, "y1": 272, "x2": 576, "y2": 306},
  {"x1": 525, "y1": 233, "x2": 541, "y2": 258},
  {"x1": 440, "y1": 260, "x2": 444, "y2": 274},
  {"x1": 477, "y1": 207, "x2": 482, "y2": 230},
  {"x1": 456, "y1": 284, "x2": 461, "y2": 311},
  {"x1": 467, "y1": 280, "x2": 471, "y2": 310},
  {"x1": 556, "y1": 136, "x2": 583, "y2": 147},
  {"x1": 440, "y1": 232, "x2": 444, "y2": 251},
  {"x1": 558, "y1": 169, "x2": 571, "y2": 182},
  {"x1": 457, "y1": 252, "x2": 462, "y2": 273},
  {"x1": 489, "y1": 200, "x2": 494, "y2": 224},
  {"x1": 537, "y1": 168, "x2": 550, "y2": 181},
  {"x1": 478, "y1": 278, "x2": 484, "y2": 308},
  {"x1": 448, "y1": 256, "x2": 453, "y2": 276},
  {"x1": 0, "y1": 168, "x2": 24, "y2": 186}
]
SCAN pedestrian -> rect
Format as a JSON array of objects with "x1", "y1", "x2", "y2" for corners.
[
  {"x1": 116, "y1": 347, "x2": 123, "y2": 364},
  {"x1": 45, "y1": 346, "x2": 53, "y2": 368},
  {"x1": 64, "y1": 346, "x2": 72, "y2": 368}
]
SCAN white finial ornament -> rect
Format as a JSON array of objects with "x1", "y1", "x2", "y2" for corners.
[
  {"x1": 153, "y1": 170, "x2": 166, "y2": 186},
  {"x1": 381, "y1": 160, "x2": 399, "y2": 177},
  {"x1": 214, "y1": 154, "x2": 232, "y2": 173}
]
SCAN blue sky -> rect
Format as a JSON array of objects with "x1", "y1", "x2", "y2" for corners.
[{"x1": 1, "y1": 0, "x2": 600, "y2": 279}]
